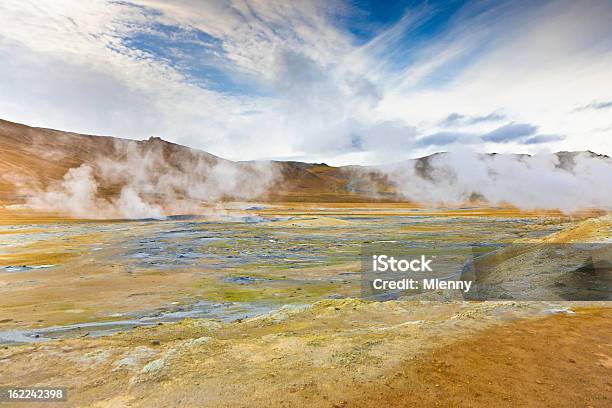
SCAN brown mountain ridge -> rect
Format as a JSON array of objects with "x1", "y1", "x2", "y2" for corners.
[{"x1": 0, "y1": 118, "x2": 608, "y2": 209}]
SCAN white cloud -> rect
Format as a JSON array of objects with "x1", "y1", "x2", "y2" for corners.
[{"x1": 0, "y1": 0, "x2": 611, "y2": 165}]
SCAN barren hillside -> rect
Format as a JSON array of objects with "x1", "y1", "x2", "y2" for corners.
[{"x1": 1, "y1": 119, "x2": 610, "y2": 215}]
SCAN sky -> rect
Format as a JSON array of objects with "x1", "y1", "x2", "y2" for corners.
[{"x1": 0, "y1": 0, "x2": 611, "y2": 165}]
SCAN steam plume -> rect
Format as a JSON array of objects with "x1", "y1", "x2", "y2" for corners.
[
  {"x1": 378, "y1": 151, "x2": 611, "y2": 212},
  {"x1": 18, "y1": 138, "x2": 278, "y2": 219}
]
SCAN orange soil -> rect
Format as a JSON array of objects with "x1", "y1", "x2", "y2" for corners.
[{"x1": 334, "y1": 308, "x2": 612, "y2": 408}]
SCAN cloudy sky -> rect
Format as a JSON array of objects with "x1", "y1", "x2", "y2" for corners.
[{"x1": 0, "y1": 0, "x2": 611, "y2": 165}]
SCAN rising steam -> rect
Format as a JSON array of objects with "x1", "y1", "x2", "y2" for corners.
[
  {"x1": 11, "y1": 136, "x2": 612, "y2": 218},
  {"x1": 377, "y1": 151, "x2": 611, "y2": 212},
  {"x1": 18, "y1": 138, "x2": 278, "y2": 219}
]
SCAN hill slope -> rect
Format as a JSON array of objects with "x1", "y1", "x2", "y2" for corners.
[
  {"x1": 1, "y1": 118, "x2": 610, "y2": 216},
  {"x1": 0, "y1": 119, "x2": 392, "y2": 206}
]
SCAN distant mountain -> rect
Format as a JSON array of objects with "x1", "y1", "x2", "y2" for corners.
[
  {"x1": 0, "y1": 118, "x2": 390, "y2": 206},
  {"x1": 0, "y1": 119, "x2": 609, "y2": 214}
]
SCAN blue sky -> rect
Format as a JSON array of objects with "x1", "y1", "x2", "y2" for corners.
[{"x1": 0, "y1": 0, "x2": 611, "y2": 165}]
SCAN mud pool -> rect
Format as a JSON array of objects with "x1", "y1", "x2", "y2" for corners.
[{"x1": 0, "y1": 205, "x2": 574, "y2": 343}]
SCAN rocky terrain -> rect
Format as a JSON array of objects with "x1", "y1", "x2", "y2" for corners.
[
  {"x1": 3, "y1": 299, "x2": 610, "y2": 408},
  {"x1": 0, "y1": 119, "x2": 610, "y2": 407},
  {"x1": 0, "y1": 211, "x2": 610, "y2": 407}
]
